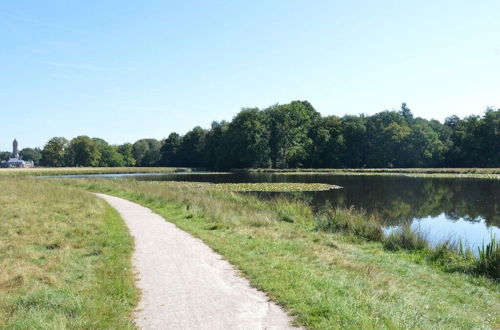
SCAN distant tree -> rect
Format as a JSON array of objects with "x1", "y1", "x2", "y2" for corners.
[
  {"x1": 19, "y1": 147, "x2": 42, "y2": 165},
  {"x1": 66, "y1": 136, "x2": 101, "y2": 167},
  {"x1": 308, "y1": 115, "x2": 344, "y2": 168},
  {"x1": 266, "y1": 101, "x2": 320, "y2": 168},
  {"x1": 160, "y1": 133, "x2": 182, "y2": 167},
  {"x1": 364, "y1": 111, "x2": 410, "y2": 167},
  {"x1": 224, "y1": 109, "x2": 271, "y2": 169},
  {"x1": 41, "y1": 137, "x2": 69, "y2": 167},
  {"x1": 341, "y1": 115, "x2": 367, "y2": 168},
  {"x1": 203, "y1": 121, "x2": 229, "y2": 170},
  {"x1": 117, "y1": 143, "x2": 136, "y2": 166},
  {"x1": 478, "y1": 108, "x2": 500, "y2": 166},
  {"x1": 0, "y1": 151, "x2": 10, "y2": 161},
  {"x1": 100, "y1": 145, "x2": 125, "y2": 167},
  {"x1": 91, "y1": 138, "x2": 125, "y2": 167},
  {"x1": 400, "y1": 103, "x2": 414, "y2": 124},
  {"x1": 176, "y1": 127, "x2": 207, "y2": 167},
  {"x1": 132, "y1": 139, "x2": 161, "y2": 167}
]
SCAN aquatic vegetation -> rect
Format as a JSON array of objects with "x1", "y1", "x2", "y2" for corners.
[
  {"x1": 244, "y1": 168, "x2": 500, "y2": 180},
  {"x1": 384, "y1": 223, "x2": 429, "y2": 251},
  {"x1": 476, "y1": 234, "x2": 500, "y2": 279},
  {"x1": 145, "y1": 181, "x2": 340, "y2": 192},
  {"x1": 315, "y1": 207, "x2": 384, "y2": 242},
  {"x1": 208, "y1": 182, "x2": 340, "y2": 192}
]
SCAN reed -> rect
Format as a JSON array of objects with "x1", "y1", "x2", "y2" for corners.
[{"x1": 476, "y1": 234, "x2": 500, "y2": 279}]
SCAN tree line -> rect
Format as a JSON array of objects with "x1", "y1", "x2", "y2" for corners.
[{"x1": 2, "y1": 101, "x2": 498, "y2": 168}]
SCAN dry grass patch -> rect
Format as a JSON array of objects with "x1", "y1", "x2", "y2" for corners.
[{"x1": 0, "y1": 177, "x2": 137, "y2": 329}]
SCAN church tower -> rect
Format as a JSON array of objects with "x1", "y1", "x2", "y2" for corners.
[{"x1": 12, "y1": 139, "x2": 19, "y2": 159}]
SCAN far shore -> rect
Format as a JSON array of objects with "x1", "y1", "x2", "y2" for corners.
[{"x1": 3, "y1": 166, "x2": 499, "y2": 179}]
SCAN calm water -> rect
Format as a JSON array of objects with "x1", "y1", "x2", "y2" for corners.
[{"x1": 66, "y1": 172, "x2": 500, "y2": 250}]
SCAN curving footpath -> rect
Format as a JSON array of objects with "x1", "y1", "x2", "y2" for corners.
[{"x1": 95, "y1": 193, "x2": 297, "y2": 330}]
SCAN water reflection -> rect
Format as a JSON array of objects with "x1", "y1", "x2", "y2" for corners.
[{"x1": 137, "y1": 173, "x2": 500, "y2": 249}]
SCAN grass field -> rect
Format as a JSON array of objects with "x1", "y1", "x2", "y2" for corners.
[
  {"x1": 66, "y1": 178, "x2": 500, "y2": 329},
  {"x1": 0, "y1": 166, "x2": 189, "y2": 177},
  {"x1": 0, "y1": 177, "x2": 138, "y2": 329}
]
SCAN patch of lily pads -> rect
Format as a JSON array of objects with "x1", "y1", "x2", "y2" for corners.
[{"x1": 152, "y1": 181, "x2": 340, "y2": 192}]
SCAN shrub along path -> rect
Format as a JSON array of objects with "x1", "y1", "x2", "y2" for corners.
[{"x1": 95, "y1": 193, "x2": 296, "y2": 329}]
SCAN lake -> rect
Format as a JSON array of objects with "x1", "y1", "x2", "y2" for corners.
[{"x1": 62, "y1": 172, "x2": 500, "y2": 251}]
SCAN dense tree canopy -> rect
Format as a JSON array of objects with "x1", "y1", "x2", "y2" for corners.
[
  {"x1": 154, "y1": 102, "x2": 498, "y2": 169},
  {"x1": 19, "y1": 147, "x2": 42, "y2": 165},
  {"x1": 41, "y1": 137, "x2": 69, "y2": 167},
  {"x1": 14, "y1": 101, "x2": 500, "y2": 169}
]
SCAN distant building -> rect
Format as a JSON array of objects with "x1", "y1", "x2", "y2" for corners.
[{"x1": 0, "y1": 139, "x2": 34, "y2": 168}]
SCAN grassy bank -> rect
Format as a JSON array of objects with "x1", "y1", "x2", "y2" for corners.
[
  {"x1": 242, "y1": 168, "x2": 500, "y2": 179},
  {"x1": 0, "y1": 177, "x2": 138, "y2": 329},
  {"x1": 66, "y1": 178, "x2": 500, "y2": 329},
  {"x1": 0, "y1": 166, "x2": 189, "y2": 177}
]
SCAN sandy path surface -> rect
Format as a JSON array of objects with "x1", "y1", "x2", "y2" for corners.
[{"x1": 95, "y1": 193, "x2": 297, "y2": 330}]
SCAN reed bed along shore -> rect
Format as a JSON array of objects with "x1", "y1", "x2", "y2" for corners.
[
  {"x1": 0, "y1": 177, "x2": 138, "y2": 329},
  {"x1": 242, "y1": 167, "x2": 500, "y2": 179},
  {"x1": 65, "y1": 178, "x2": 499, "y2": 329}
]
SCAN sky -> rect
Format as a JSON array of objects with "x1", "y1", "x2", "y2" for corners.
[{"x1": 1, "y1": 1, "x2": 499, "y2": 150}]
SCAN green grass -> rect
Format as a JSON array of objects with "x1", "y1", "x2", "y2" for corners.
[
  {"x1": 66, "y1": 178, "x2": 500, "y2": 329},
  {"x1": 0, "y1": 177, "x2": 138, "y2": 329},
  {"x1": 0, "y1": 166, "x2": 189, "y2": 177}
]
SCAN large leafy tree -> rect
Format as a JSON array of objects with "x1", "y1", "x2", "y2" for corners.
[
  {"x1": 266, "y1": 101, "x2": 320, "y2": 168},
  {"x1": 176, "y1": 127, "x2": 207, "y2": 167},
  {"x1": 203, "y1": 122, "x2": 229, "y2": 170},
  {"x1": 159, "y1": 133, "x2": 182, "y2": 167},
  {"x1": 224, "y1": 108, "x2": 271, "y2": 169},
  {"x1": 91, "y1": 138, "x2": 125, "y2": 167},
  {"x1": 307, "y1": 115, "x2": 344, "y2": 168},
  {"x1": 132, "y1": 139, "x2": 161, "y2": 167},
  {"x1": 41, "y1": 137, "x2": 69, "y2": 167},
  {"x1": 117, "y1": 143, "x2": 136, "y2": 167},
  {"x1": 66, "y1": 136, "x2": 101, "y2": 167}
]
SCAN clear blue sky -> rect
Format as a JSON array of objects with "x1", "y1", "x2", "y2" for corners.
[{"x1": 1, "y1": 1, "x2": 499, "y2": 150}]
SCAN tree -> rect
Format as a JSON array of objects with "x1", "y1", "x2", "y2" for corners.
[
  {"x1": 160, "y1": 133, "x2": 182, "y2": 167},
  {"x1": 19, "y1": 147, "x2": 42, "y2": 165},
  {"x1": 91, "y1": 138, "x2": 125, "y2": 167},
  {"x1": 308, "y1": 116, "x2": 344, "y2": 168},
  {"x1": 203, "y1": 122, "x2": 229, "y2": 170},
  {"x1": 132, "y1": 139, "x2": 161, "y2": 167},
  {"x1": 341, "y1": 115, "x2": 367, "y2": 168},
  {"x1": 41, "y1": 137, "x2": 69, "y2": 167},
  {"x1": 66, "y1": 136, "x2": 101, "y2": 167},
  {"x1": 117, "y1": 143, "x2": 136, "y2": 166},
  {"x1": 176, "y1": 127, "x2": 207, "y2": 167},
  {"x1": 266, "y1": 101, "x2": 320, "y2": 168},
  {"x1": 224, "y1": 109, "x2": 271, "y2": 169},
  {"x1": 0, "y1": 151, "x2": 10, "y2": 161}
]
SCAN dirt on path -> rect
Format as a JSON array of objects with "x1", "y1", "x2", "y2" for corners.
[{"x1": 95, "y1": 193, "x2": 297, "y2": 330}]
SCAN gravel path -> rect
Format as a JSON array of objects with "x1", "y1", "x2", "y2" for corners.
[{"x1": 95, "y1": 193, "x2": 297, "y2": 330}]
